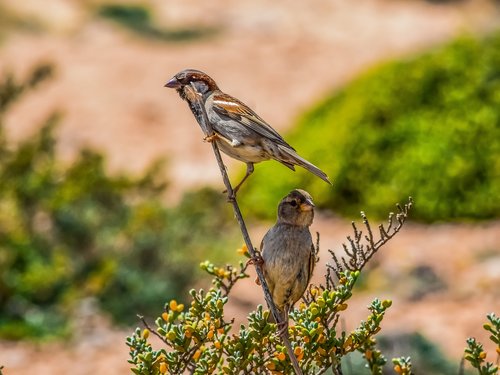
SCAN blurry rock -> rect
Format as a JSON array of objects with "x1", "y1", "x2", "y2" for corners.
[{"x1": 405, "y1": 265, "x2": 447, "y2": 301}]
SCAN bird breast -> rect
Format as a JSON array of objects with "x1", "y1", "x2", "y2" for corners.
[{"x1": 262, "y1": 224, "x2": 313, "y2": 309}]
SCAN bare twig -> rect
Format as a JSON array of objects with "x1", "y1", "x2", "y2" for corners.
[
  {"x1": 218, "y1": 262, "x2": 250, "y2": 297},
  {"x1": 328, "y1": 197, "x2": 413, "y2": 282},
  {"x1": 186, "y1": 84, "x2": 303, "y2": 375}
]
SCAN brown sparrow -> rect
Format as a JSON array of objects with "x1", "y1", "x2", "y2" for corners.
[
  {"x1": 165, "y1": 69, "x2": 331, "y2": 194},
  {"x1": 260, "y1": 189, "x2": 316, "y2": 335}
]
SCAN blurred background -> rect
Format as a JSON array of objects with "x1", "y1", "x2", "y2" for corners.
[{"x1": 0, "y1": 0, "x2": 499, "y2": 374}]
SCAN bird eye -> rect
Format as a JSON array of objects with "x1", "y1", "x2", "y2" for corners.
[{"x1": 290, "y1": 200, "x2": 297, "y2": 207}]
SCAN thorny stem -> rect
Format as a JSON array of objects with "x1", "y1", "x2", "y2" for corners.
[
  {"x1": 187, "y1": 85, "x2": 303, "y2": 375},
  {"x1": 327, "y1": 197, "x2": 413, "y2": 280}
]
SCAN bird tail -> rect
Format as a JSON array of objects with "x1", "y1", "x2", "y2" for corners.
[{"x1": 277, "y1": 145, "x2": 332, "y2": 185}]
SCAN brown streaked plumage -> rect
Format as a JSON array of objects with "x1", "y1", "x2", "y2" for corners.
[{"x1": 165, "y1": 69, "x2": 332, "y2": 195}]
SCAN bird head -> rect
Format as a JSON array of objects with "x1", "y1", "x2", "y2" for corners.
[
  {"x1": 277, "y1": 189, "x2": 315, "y2": 227},
  {"x1": 165, "y1": 69, "x2": 219, "y2": 98}
]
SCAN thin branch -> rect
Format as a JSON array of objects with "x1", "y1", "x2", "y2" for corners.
[
  {"x1": 137, "y1": 314, "x2": 169, "y2": 346},
  {"x1": 327, "y1": 197, "x2": 413, "y2": 284},
  {"x1": 186, "y1": 84, "x2": 303, "y2": 375}
]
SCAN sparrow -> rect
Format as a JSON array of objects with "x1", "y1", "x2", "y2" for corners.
[
  {"x1": 165, "y1": 69, "x2": 331, "y2": 195},
  {"x1": 260, "y1": 189, "x2": 316, "y2": 335}
]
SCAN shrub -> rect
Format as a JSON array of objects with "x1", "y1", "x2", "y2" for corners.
[
  {"x1": 96, "y1": 4, "x2": 219, "y2": 42},
  {"x1": 127, "y1": 199, "x2": 414, "y2": 374},
  {"x1": 241, "y1": 32, "x2": 500, "y2": 222},
  {"x1": 464, "y1": 313, "x2": 499, "y2": 375}
]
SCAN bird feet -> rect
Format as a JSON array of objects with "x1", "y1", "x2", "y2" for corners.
[
  {"x1": 222, "y1": 185, "x2": 240, "y2": 202},
  {"x1": 203, "y1": 133, "x2": 219, "y2": 143},
  {"x1": 247, "y1": 253, "x2": 264, "y2": 285},
  {"x1": 246, "y1": 252, "x2": 264, "y2": 267},
  {"x1": 276, "y1": 320, "x2": 289, "y2": 337},
  {"x1": 224, "y1": 191, "x2": 236, "y2": 202}
]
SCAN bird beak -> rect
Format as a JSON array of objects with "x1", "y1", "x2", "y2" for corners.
[
  {"x1": 165, "y1": 77, "x2": 181, "y2": 89},
  {"x1": 300, "y1": 199, "x2": 315, "y2": 212}
]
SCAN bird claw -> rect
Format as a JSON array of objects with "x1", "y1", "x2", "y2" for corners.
[
  {"x1": 203, "y1": 134, "x2": 219, "y2": 143},
  {"x1": 246, "y1": 253, "x2": 264, "y2": 267},
  {"x1": 225, "y1": 192, "x2": 236, "y2": 202},
  {"x1": 276, "y1": 320, "x2": 289, "y2": 337}
]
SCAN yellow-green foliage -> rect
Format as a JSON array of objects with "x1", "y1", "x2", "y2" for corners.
[
  {"x1": 464, "y1": 313, "x2": 500, "y2": 375},
  {"x1": 241, "y1": 33, "x2": 500, "y2": 222},
  {"x1": 127, "y1": 267, "x2": 395, "y2": 375}
]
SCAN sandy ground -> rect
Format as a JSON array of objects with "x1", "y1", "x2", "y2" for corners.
[{"x1": 0, "y1": 0, "x2": 499, "y2": 373}]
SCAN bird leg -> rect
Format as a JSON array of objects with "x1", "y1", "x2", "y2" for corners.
[
  {"x1": 226, "y1": 163, "x2": 254, "y2": 199},
  {"x1": 276, "y1": 307, "x2": 290, "y2": 337},
  {"x1": 223, "y1": 163, "x2": 254, "y2": 200}
]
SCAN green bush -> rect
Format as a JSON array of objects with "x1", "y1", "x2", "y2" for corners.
[
  {"x1": 241, "y1": 33, "x2": 500, "y2": 222},
  {"x1": 96, "y1": 4, "x2": 219, "y2": 42},
  {"x1": 0, "y1": 64, "x2": 238, "y2": 339}
]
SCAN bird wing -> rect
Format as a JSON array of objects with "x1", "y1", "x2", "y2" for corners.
[
  {"x1": 307, "y1": 242, "x2": 316, "y2": 285},
  {"x1": 211, "y1": 92, "x2": 295, "y2": 150}
]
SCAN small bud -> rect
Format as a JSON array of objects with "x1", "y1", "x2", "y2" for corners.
[
  {"x1": 214, "y1": 341, "x2": 222, "y2": 350},
  {"x1": 162, "y1": 312, "x2": 169, "y2": 321},
  {"x1": 216, "y1": 300, "x2": 224, "y2": 310},
  {"x1": 294, "y1": 346, "x2": 304, "y2": 361},
  {"x1": 176, "y1": 304, "x2": 185, "y2": 312},
  {"x1": 193, "y1": 349, "x2": 202, "y2": 361},
  {"x1": 382, "y1": 299, "x2": 392, "y2": 308},
  {"x1": 237, "y1": 244, "x2": 248, "y2": 255},
  {"x1": 337, "y1": 303, "x2": 348, "y2": 311},
  {"x1": 277, "y1": 352, "x2": 286, "y2": 361},
  {"x1": 166, "y1": 331, "x2": 176, "y2": 341},
  {"x1": 394, "y1": 364, "x2": 402, "y2": 373},
  {"x1": 207, "y1": 329, "x2": 214, "y2": 340},
  {"x1": 159, "y1": 362, "x2": 168, "y2": 374},
  {"x1": 184, "y1": 326, "x2": 194, "y2": 338},
  {"x1": 479, "y1": 351, "x2": 487, "y2": 359},
  {"x1": 343, "y1": 336, "x2": 353, "y2": 349},
  {"x1": 142, "y1": 329, "x2": 150, "y2": 339},
  {"x1": 266, "y1": 362, "x2": 276, "y2": 370},
  {"x1": 169, "y1": 300, "x2": 178, "y2": 311}
]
